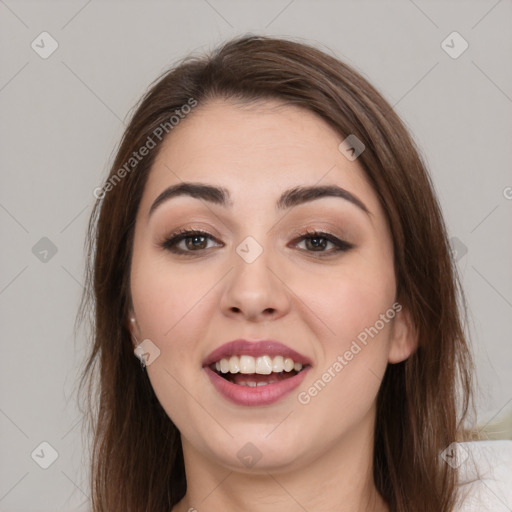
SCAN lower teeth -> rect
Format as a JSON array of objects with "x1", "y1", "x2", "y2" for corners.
[
  {"x1": 217, "y1": 370, "x2": 299, "y2": 387},
  {"x1": 238, "y1": 381, "x2": 277, "y2": 387}
]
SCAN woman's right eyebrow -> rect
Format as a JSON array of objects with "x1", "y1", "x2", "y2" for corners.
[{"x1": 148, "y1": 181, "x2": 372, "y2": 220}]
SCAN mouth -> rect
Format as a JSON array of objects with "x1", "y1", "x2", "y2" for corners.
[{"x1": 203, "y1": 339, "x2": 312, "y2": 406}]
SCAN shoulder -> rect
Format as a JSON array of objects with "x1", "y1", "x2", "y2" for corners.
[{"x1": 454, "y1": 440, "x2": 512, "y2": 511}]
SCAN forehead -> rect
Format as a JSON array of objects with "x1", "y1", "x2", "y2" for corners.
[{"x1": 141, "y1": 99, "x2": 382, "y2": 219}]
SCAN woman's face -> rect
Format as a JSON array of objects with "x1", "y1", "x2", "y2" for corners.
[{"x1": 129, "y1": 99, "x2": 416, "y2": 472}]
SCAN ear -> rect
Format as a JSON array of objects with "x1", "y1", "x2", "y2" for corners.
[
  {"x1": 127, "y1": 310, "x2": 141, "y2": 349},
  {"x1": 388, "y1": 304, "x2": 418, "y2": 364}
]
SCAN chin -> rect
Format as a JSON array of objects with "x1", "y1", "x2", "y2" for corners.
[{"x1": 203, "y1": 424, "x2": 311, "y2": 473}]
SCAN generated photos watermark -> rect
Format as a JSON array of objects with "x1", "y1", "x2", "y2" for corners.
[
  {"x1": 297, "y1": 301, "x2": 402, "y2": 405},
  {"x1": 93, "y1": 98, "x2": 198, "y2": 199}
]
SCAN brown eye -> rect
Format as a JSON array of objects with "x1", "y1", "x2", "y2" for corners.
[
  {"x1": 160, "y1": 228, "x2": 354, "y2": 257},
  {"x1": 161, "y1": 230, "x2": 222, "y2": 254},
  {"x1": 293, "y1": 230, "x2": 354, "y2": 255},
  {"x1": 183, "y1": 234, "x2": 208, "y2": 250}
]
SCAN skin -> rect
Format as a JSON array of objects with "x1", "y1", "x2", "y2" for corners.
[{"x1": 128, "y1": 99, "x2": 418, "y2": 512}]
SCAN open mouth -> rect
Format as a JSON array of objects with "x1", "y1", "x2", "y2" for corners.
[{"x1": 209, "y1": 355, "x2": 309, "y2": 387}]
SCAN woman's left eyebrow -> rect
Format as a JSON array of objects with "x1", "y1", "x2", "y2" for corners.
[{"x1": 148, "y1": 182, "x2": 372, "y2": 219}]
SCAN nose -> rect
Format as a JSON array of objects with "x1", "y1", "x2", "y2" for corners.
[{"x1": 219, "y1": 245, "x2": 291, "y2": 323}]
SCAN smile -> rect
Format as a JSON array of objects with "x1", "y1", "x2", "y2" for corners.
[{"x1": 203, "y1": 340, "x2": 312, "y2": 406}]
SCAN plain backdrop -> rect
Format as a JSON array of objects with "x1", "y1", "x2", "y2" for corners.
[{"x1": 0, "y1": 1, "x2": 511, "y2": 510}]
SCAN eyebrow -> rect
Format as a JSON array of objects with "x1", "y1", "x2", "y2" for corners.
[{"x1": 148, "y1": 182, "x2": 371, "y2": 218}]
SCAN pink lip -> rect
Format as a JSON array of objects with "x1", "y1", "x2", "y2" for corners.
[
  {"x1": 204, "y1": 365, "x2": 311, "y2": 406},
  {"x1": 202, "y1": 339, "x2": 312, "y2": 406},
  {"x1": 203, "y1": 339, "x2": 312, "y2": 367}
]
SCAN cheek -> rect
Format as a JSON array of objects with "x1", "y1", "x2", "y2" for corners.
[
  {"x1": 130, "y1": 250, "x2": 216, "y2": 433},
  {"x1": 294, "y1": 296, "x2": 395, "y2": 448},
  {"x1": 294, "y1": 253, "x2": 396, "y2": 424},
  {"x1": 130, "y1": 245, "x2": 212, "y2": 347},
  {"x1": 334, "y1": 275, "x2": 396, "y2": 345},
  {"x1": 293, "y1": 250, "x2": 396, "y2": 348}
]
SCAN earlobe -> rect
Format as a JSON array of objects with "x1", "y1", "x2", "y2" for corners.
[
  {"x1": 388, "y1": 305, "x2": 418, "y2": 364},
  {"x1": 128, "y1": 314, "x2": 141, "y2": 349}
]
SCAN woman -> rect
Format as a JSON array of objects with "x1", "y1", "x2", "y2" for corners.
[{"x1": 78, "y1": 35, "x2": 509, "y2": 511}]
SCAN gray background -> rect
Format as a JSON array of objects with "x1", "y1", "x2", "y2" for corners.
[{"x1": 1, "y1": 0, "x2": 511, "y2": 510}]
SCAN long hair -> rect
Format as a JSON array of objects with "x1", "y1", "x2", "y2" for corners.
[{"x1": 77, "y1": 35, "x2": 477, "y2": 511}]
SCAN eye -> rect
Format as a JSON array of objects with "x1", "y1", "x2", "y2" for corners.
[
  {"x1": 159, "y1": 228, "x2": 354, "y2": 256},
  {"x1": 292, "y1": 230, "x2": 354, "y2": 255},
  {"x1": 160, "y1": 229, "x2": 222, "y2": 254}
]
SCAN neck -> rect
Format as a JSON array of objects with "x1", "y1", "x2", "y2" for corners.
[{"x1": 173, "y1": 408, "x2": 388, "y2": 512}]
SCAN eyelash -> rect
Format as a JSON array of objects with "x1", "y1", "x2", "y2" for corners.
[{"x1": 159, "y1": 228, "x2": 354, "y2": 256}]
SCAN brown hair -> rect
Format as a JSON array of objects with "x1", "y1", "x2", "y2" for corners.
[{"x1": 77, "y1": 35, "x2": 477, "y2": 511}]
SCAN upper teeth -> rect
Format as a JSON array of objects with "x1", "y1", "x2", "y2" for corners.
[{"x1": 215, "y1": 355, "x2": 303, "y2": 374}]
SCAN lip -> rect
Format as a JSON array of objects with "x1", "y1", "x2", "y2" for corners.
[
  {"x1": 202, "y1": 339, "x2": 312, "y2": 406},
  {"x1": 204, "y1": 365, "x2": 311, "y2": 406},
  {"x1": 203, "y1": 339, "x2": 312, "y2": 367}
]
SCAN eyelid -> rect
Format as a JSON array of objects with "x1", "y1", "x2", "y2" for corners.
[
  {"x1": 157, "y1": 227, "x2": 223, "y2": 253},
  {"x1": 158, "y1": 226, "x2": 354, "y2": 256},
  {"x1": 290, "y1": 229, "x2": 355, "y2": 252}
]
